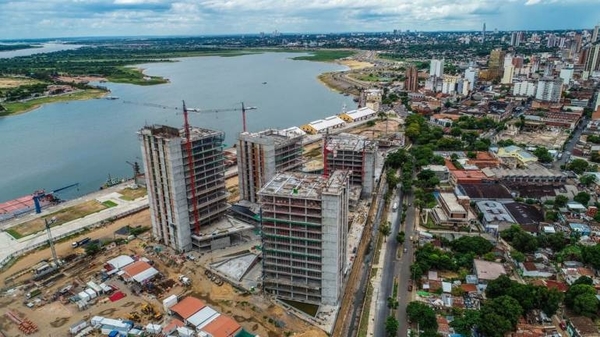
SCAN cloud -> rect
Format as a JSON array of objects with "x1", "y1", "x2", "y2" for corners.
[{"x1": 0, "y1": 0, "x2": 599, "y2": 39}]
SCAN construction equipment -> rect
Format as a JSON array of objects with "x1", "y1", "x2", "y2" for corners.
[
  {"x1": 33, "y1": 183, "x2": 79, "y2": 214},
  {"x1": 126, "y1": 160, "x2": 141, "y2": 180},
  {"x1": 44, "y1": 216, "x2": 59, "y2": 266},
  {"x1": 128, "y1": 311, "x2": 141, "y2": 321},
  {"x1": 5, "y1": 310, "x2": 38, "y2": 335},
  {"x1": 141, "y1": 303, "x2": 163, "y2": 320},
  {"x1": 122, "y1": 100, "x2": 257, "y2": 234}
]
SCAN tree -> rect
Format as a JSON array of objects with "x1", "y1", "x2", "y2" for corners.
[
  {"x1": 573, "y1": 293, "x2": 599, "y2": 317},
  {"x1": 511, "y1": 250, "x2": 525, "y2": 263},
  {"x1": 565, "y1": 284, "x2": 596, "y2": 309},
  {"x1": 533, "y1": 147, "x2": 554, "y2": 163},
  {"x1": 554, "y1": 195, "x2": 569, "y2": 208},
  {"x1": 450, "y1": 127, "x2": 462, "y2": 137},
  {"x1": 380, "y1": 222, "x2": 391, "y2": 241},
  {"x1": 406, "y1": 301, "x2": 438, "y2": 330},
  {"x1": 581, "y1": 244, "x2": 600, "y2": 270},
  {"x1": 574, "y1": 191, "x2": 591, "y2": 206},
  {"x1": 580, "y1": 174, "x2": 597, "y2": 187},
  {"x1": 84, "y1": 242, "x2": 101, "y2": 256},
  {"x1": 485, "y1": 274, "x2": 513, "y2": 298},
  {"x1": 450, "y1": 310, "x2": 480, "y2": 336},
  {"x1": 450, "y1": 236, "x2": 494, "y2": 256},
  {"x1": 385, "y1": 316, "x2": 399, "y2": 336},
  {"x1": 387, "y1": 296, "x2": 399, "y2": 310},
  {"x1": 396, "y1": 231, "x2": 405, "y2": 244},
  {"x1": 567, "y1": 159, "x2": 589, "y2": 175}
]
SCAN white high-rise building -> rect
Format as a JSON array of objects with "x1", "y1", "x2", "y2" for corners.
[
  {"x1": 464, "y1": 67, "x2": 477, "y2": 90},
  {"x1": 592, "y1": 25, "x2": 600, "y2": 43},
  {"x1": 513, "y1": 81, "x2": 537, "y2": 97},
  {"x1": 535, "y1": 78, "x2": 563, "y2": 102},
  {"x1": 139, "y1": 124, "x2": 229, "y2": 252},
  {"x1": 259, "y1": 171, "x2": 349, "y2": 305},
  {"x1": 442, "y1": 75, "x2": 460, "y2": 94},
  {"x1": 430, "y1": 59, "x2": 444, "y2": 77},
  {"x1": 503, "y1": 54, "x2": 514, "y2": 68},
  {"x1": 501, "y1": 65, "x2": 515, "y2": 84},
  {"x1": 559, "y1": 67, "x2": 574, "y2": 85}
]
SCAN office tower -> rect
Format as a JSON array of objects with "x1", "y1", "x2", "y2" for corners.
[
  {"x1": 572, "y1": 34, "x2": 582, "y2": 54},
  {"x1": 547, "y1": 34, "x2": 556, "y2": 48},
  {"x1": 464, "y1": 67, "x2": 477, "y2": 91},
  {"x1": 512, "y1": 56, "x2": 524, "y2": 69},
  {"x1": 237, "y1": 129, "x2": 304, "y2": 204},
  {"x1": 513, "y1": 81, "x2": 537, "y2": 97},
  {"x1": 139, "y1": 124, "x2": 229, "y2": 252},
  {"x1": 504, "y1": 54, "x2": 514, "y2": 68},
  {"x1": 405, "y1": 65, "x2": 419, "y2": 92},
  {"x1": 259, "y1": 171, "x2": 349, "y2": 305},
  {"x1": 441, "y1": 75, "x2": 460, "y2": 94},
  {"x1": 501, "y1": 65, "x2": 515, "y2": 84},
  {"x1": 429, "y1": 59, "x2": 444, "y2": 77},
  {"x1": 593, "y1": 25, "x2": 600, "y2": 43},
  {"x1": 324, "y1": 133, "x2": 378, "y2": 198},
  {"x1": 535, "y1": 78, "x2": 563, "y2": 102},
  {"x1": 585, "y1": 44, "x2": 600, "y2": 72},
  {"x1": 482, "y1": 23, "x2": 486, "y2": 42},
  {"x1": 510, "y1": 32, "x2": 523, "y2": 47},
  {"x1": 489, "y1": 49, "x2": 505, "y2": 80}
]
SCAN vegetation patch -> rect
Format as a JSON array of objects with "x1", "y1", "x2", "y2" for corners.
[
  {"x1": 357, "y1": 283, "x2": 374, "y2": 337},
  {"x1": 291, "y1": 50, "x2": 356, "y2": 62},
  {"x1": 0, "y1": 89, "x2": 107, "y2": 116},
  {"x1": 108, "y1": 66, "x2": 168, "y2": 85},
  {"x1": 7, "y1": 200, "x2": 107, "y2": 238},
  {"x1": 102, "y1": 200, "x2": 118, "y2": 208},
  {"x1": 119, "y1": 187, "x2": 148, "y2": 201}
]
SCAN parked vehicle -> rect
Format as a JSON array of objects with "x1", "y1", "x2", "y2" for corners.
[{"x1": 72, "y1": 237, "x2": 91, "y2": 248}]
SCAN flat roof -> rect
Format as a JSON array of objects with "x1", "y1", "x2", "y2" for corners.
[
  {"x1": 132, "y1": 267, "x2": 159, "y2": 283},
  {"x1": 170, "y1": 297, "x2": 206, "y2": 320},
  {"x1": 239, "y1": 128, "x2": 303, "y2": 145},
  {"x1": 259, "y1": 171, "x2": 349, "y2": 199},
  {"x1": 308, "y1": 116, "x2": 345, "y2": 131},
  {"x1": 439, "y1": 193, "x2": 466, "y2": 213},
  {"x1": 491, "y1": 164, "x2": 564, "y2": 178},
  {"x1": 200, "y1": 315, "x2": 241, "y2": 337},
  {"x1": 452, "y1": 170, "x2": 487, "y2": 179},
  {"x1": 474, "y1": 259, "x2": 507, "y2": 281},
  {"x1": 342, "y1": 107, "x2": 376, "y2": 119},
  {"x1": 107, "y1": 255, "x2": 134, "y2": 270},
  {"x1": 458, "y1": 184, "x2": 512, "y2": 199},
  {"x1": 188, "y1": 306, "x2": 219, "y2": 328},
  {"x1": 504, "y1": 202, "x2": 544, "y2": 225},
  {"x1": 139, "y1": 124, "x2": 224, "y2": 141},
  {"x1": 476, "y1": 200, "x2": 517, "y2": 223},
  {"x1": 325, "y1": 133, "x2": 377, "y2": 152}
]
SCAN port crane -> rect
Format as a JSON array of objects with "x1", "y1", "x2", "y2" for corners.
[
  {"x1": 33, "y1": 183, "x2": 79, "y2": 214},
  {"x1": 123, "y1": 100, "x2": 257, "y2": 234},
  {"x1": 126, "y1": 161, "x2": 141, "y2": 180}
]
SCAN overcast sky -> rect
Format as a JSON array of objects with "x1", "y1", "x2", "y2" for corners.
[{"x1": 1, "y1": 0, "x2": 599, "y2": 40}]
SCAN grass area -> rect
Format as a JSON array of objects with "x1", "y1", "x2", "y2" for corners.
[
  {"x1": 102, "y1": 200, "x2": 118, "y2": 208},
  {"x1": 119, "y1": 187, "x2": 148, "y2": 201},
  {"x1": 0, "y1": 77, "x2": 42, "y2": 89},
  {"x1": 421, "y1": 217, "x2": 447, "y2": 230},
  {"x1": 6, "y1": 200, "x2": 107, "y2": 238},
  {"x1": 350, "y1": 73, "x2": 383, "y2": 82},
  {"x1": 291, "y1": 50, "x2": 356, "y2": 62},
  {"x1": 0, "y1": 89, "x2": 107, "y2": 116},
  {"x1": 357, "y1": 281, "x2": 375, "y2": 337},
  {"x1": 107, "y1": 66, "x2": 169, "y2": 85}
]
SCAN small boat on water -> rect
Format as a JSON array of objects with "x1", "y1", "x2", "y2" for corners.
[
  {"x1": 262, "y1": 82, "x2": 267, "y2": 85},
  {"x1": 105, "y1": 96, "x2": 119, "y2": 100},
  {"x1": 100, "y1": 174, "x2": 125, "y2": 189}
]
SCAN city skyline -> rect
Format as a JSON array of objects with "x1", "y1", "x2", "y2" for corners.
[{"x1": 1, "y1": 0, "x2": 599, "y2": 40}]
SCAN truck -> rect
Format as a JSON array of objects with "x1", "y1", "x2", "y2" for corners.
[{"x1": 72, "y1": 237, "x2": 91, "y2": 248}]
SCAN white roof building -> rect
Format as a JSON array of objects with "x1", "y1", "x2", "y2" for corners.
[
  {"x1": 301, "y1": 116, "x2": 346, "y2": 134},
  {"x1": 339, "y1": 107, "x2": 377, "y2": 122},
  {"x1": 188, "y1": 307, "x2": 219, "y2": 328},
  {"x1": 107, "y1": 255, "x2": 135, "y2": 270}
]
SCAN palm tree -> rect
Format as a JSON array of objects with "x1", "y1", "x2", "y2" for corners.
[{"x1": 380, "y1": 221, "x2": 391, "y2": 241}]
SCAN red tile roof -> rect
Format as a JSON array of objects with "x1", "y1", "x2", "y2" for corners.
[
  {"x1": 163, "y1": 318, "x2": 184, "y2": 334},
  {"x1": 201, "y1": 315, "x2": 241, "y2": 337},
  {"x1": 461, "y1": 284, "x2": 477, "y2": 293},
  {"x1": 170, "y1": 297, "x2": 206, "y2": 319},
  {"x1": 121, "y1": 261, "x2": 152, "y2": 279},
  {"x1": 544, "y1": 280, "x2": 568, "y2": 292}
]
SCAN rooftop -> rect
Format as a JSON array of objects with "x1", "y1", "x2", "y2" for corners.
[
  {"x1": 439, "y1": 193, "x2": 467, "y2": 213},
  {"x1": 170, "y1": 297, "x2": 206, "y2": 319},
  {"x1": 458, "y1": 184, "x2": 513, "y2": 199},
  {"x1": 139, "y1": 124, "x2": 224, "y2": 141},
  {"x1": 341, "y1": 107, "x2": 376, "y2": 119},
  {"x1": 307, "y1": 116, "x2": 345, "y2": 131},
  {"x1": 490, "y1": 164, "x2": 564, "y2": 179},
  {"x1": 239, "y1": 128, "x2": 303, "y2": 145},
  {"x1": 259, "y1": 171, "x2": 349, "y2": 199},
  {"x1": 476, "y1": 200, "x2": 517, "y2": 223},
  {"x1": 200, "y1": 315, "x2": 241, "y2": 337},
  {"x1": 474, "y1": 259, "x2": 507, "y2": 281},
  {"x1": 121, "y1": 261, "x2": 152, "y2": 278},
  {"x1": 325, "y1": 133, "x2": 377, "y2": 152},
  {"x1": 504, "y1": 202, "x2": 544, "y2": 225}
]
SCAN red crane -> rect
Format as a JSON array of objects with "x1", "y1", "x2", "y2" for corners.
[{"x1": 123, "y1": 100, "x2": 257, "y2": 234}]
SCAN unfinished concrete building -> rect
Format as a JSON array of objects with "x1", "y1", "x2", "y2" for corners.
[
  {"x1": 258, "y1": 171, "x2": 349, "y2": 306},
  {"x1": 237, "y1": 129, "x2": 304, "y2": 203},
  {"x1": 324, "y1": 133, "x2": 378, "y2": 198},
  {"x1": 139, "y1": 124, "x2": 229, "y2": 252}
]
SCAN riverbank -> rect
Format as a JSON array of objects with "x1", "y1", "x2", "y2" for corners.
[{"x1": 0, "y1": 89, "x2": 108, "y2": 117}]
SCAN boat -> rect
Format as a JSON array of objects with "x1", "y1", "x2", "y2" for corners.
[
  {"x1": 105, "y1": 96, "x2": 119, "y2": 100},
  {"x1": 262, "y1": 82, "x2": 267, "y2": 85},
  {"x1": 100, "y1": 174, "x2": 125, "y2": 189}
]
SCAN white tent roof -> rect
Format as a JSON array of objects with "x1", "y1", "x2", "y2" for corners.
[
  {"x1": 308, "y1": 116, "x2": 345, "y2": 132},
  {"x1": 188, "y1": 307, "x2": 219, "y2": 328},
  {"x1": 107, "y1": 255, "x2": 134, "y2": 270},
  {"x1": 132, "y1": 267, "x2": 159, "y2": 283},
  {"x1": 344, "y1": 107, "x2": 376, "y2": 120}
]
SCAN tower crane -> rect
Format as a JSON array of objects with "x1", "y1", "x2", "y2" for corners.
[
  {"x1": 122, "y1": 100, "x2": 257, "y2": 234},
  {"x1": 126, "y1": 161, "x2": 141, "y2": 180},
  {"x1": 33, "y1": 183, "x2": 79, "y2": 214}
]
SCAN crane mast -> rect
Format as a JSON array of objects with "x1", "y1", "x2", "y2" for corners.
[{"x1": 182, "y1": 101, "x2": 202, "y2": 234}]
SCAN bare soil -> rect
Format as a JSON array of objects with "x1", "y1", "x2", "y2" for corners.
[
  {"x1": 118, "y1": 187, "x2": 147, "y2": 201},
  {"x1": 0, "y1": 77, "x2": 40, "y2": 89},
  {"x1": 9, "y1": 200, "x2": 107, "y2": 238}
]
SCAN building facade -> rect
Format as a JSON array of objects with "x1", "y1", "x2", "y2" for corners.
[
  {"x1": 237, "y1": 129, "x2": 304, "y2": 203},
  {"x1": 259, "y1": 171, "x2": 349, "y2": 305},
  {"x1": 405, "y1": 65, "x2": 419, "y2": 92},
  {"x1": 535, "y1": 78, "x2": 563, "y2": 102},
  {"x1": 139, "y1": 125, "x2": 229, "y2": 252}
]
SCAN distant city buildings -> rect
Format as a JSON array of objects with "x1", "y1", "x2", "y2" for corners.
[{"x1": 430, "y1": 59, "x2": 444, "y2": 78}]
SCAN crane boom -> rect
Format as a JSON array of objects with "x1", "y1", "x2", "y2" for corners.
[{"x1": 33, "y1": 183, "x2": 79, "y2": 214}]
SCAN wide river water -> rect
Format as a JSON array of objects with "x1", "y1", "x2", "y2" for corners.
[{"x1": 0, "y1": 51, "x2": 355, "y2": 202}]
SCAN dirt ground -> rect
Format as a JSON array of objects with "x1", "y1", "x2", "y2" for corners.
[
  {"x1": 9, "y1": 200, "x2": 107, "y2": 238},
  {"x1": 338, "y1": 60, "x2": 374, "y2": 70},
  {"x1": 0, "y1": 208, "x2": 327, "y2": 337},
  {"x1": 0, "y1": 77, "x2": 40, "y2": 89},
  {"x1": 56, "y1": 75, "x2": 108, "y2": 84}
]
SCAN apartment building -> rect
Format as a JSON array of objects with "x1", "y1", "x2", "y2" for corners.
[
  {"x1": 258, "y1": 171, "x2": 350, "y2": 305},
  {"x1": 237, "y1": 129, "x2": 304, "y2": 203},
  {"x1": 139, "y1": 124, "x2": 228, "y2": 252}
]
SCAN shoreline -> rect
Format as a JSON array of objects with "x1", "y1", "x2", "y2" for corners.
[{"x1": 0, "y1": 89, "x2": 109, "y2": 117}]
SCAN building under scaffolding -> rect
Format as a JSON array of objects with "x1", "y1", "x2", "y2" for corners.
[
  {"x1": 324, "y1": 133, "x2": 378, "y2": 198},
  {"x1": 139, "y1": 125, "x2": 229, "y2": 252},
  {"x1": 258, "y1": 171, "x2": 349, "y2": 306},
  {"x1": 237, "y1": 129, "x2": 304, "y2": 203}
]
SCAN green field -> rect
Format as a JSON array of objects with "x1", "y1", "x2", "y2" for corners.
[
  {"x1": 291, "y1": 50, "x2": 356, "y2": 62},
  {"x1": 0, "y1": 89, "x2": 107, "y2": 116},
  {"x1": 102, "y1": 200, "x2": 118, "y2": 208}
]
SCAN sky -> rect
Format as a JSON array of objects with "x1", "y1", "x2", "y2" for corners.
[{"x1": 1, "y1": 0, "x2": 599, "y2": 40}]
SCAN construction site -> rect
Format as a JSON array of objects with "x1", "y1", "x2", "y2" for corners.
[{"x1": 0, "y1": 99, "x2": 405, "y2": 336}]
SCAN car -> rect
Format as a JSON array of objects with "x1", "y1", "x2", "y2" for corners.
[{"x1": 403, "y1": 248, "x2": 407, "y2": 253}]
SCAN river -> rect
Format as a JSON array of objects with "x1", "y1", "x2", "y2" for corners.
[{"x1": 0, "y1": 52, "x2": 355, "y2": 202}]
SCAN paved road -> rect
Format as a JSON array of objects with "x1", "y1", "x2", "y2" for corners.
[
  {"x1": 555, "y1": 117, "x2": 587, "y2": 169},
  {"x1": 373, "y1": 187, "x2": 402, "y2": 337},
  {"x1": 396, "y1": 190, "x2": 416, "y2": 337}
]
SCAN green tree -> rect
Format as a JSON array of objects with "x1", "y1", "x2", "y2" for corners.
[
  {"x1": 450, "y1": 236, "x2": 494, "y2": 256},
  {"x1": 580, "y1": 174, "x2": 597, "y2": 187},
  {"x1": 385, "y1": 316, "x2": 399, "y2": 336},
  {"x1": 574, "y1": 191, "x2": 591, "y2": 206},
  {"x1": 565, "y1": 284, "x2": 596, "y2": 309},
  {"x1": 406, "y1": 301, "x2": 438, "y2": 330},
  {"x1": 450, "y1": 310, "x2": 480, "y2": 336},
  {"x1": 84, "y1": 242, "x2": 101, "y2": 256},
  {"x1": 397, "y1": 231, "x2": 405, "y2": 244},
  {"x1": 573, "y1": 293, "x2": 599, "y2": 317},
  {"x1": 554, "y1": 195, "x2": 569, "y2": 208},
  {"x1": 581, "y1": 245, "x2": 600, "y2": 270},
  {"x1": 533, "y1": 147, "x2": 554, "y2": 163},
  {"x1": 450, "y1": 127, "x2": 463, "y2": 137},
  {"x1": 380, "y1": 222, "x2": 391, "y2": 241},
  {"x1": 567, "y1": 159, "x2": 589, "y2": 175}
]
